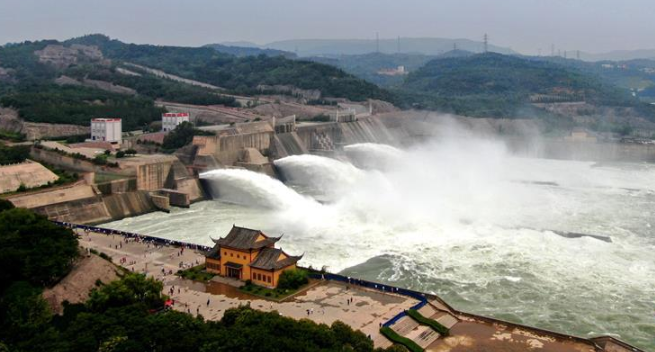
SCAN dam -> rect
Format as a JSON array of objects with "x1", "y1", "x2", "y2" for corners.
[{"x1": 95, "y1": 112, "x2": 655, "y2": 351}]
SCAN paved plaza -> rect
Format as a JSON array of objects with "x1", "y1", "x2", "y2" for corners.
[
  {"x1": 77, "y1": 230, "x2": 417, "y2": 347},
  {"x1": 76, "y1": 229, "x2": 638, "y2": 352}
]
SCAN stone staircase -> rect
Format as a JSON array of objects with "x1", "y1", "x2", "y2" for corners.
[
  {"x1": 380, "y1": 302, "x2": 460, "y2": 350},
  {"x1": 408, "y1": 325, "x2": 441, "y2": 349},
  {"x1": 391, "y1": 316, "x2": 420, "y2": 336}
]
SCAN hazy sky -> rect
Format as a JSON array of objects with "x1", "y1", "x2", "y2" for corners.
[{"x1": 1, "y1": 0, "x2": 654, "y2": 54}]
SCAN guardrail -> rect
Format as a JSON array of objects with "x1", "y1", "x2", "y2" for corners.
[{"x1": 52, "y1": 221, "x2": 212, "y2": 252}]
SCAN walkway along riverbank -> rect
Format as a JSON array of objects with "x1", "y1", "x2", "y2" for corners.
[{"x1": 53, "y1": 221, "x2": 645, "y2": 352}]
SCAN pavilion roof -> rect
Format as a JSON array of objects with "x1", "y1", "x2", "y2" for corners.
[
  {"x1": 211, "y1": 225, "x2": 280, "y2": 251},
  {"x1": 249, "y1": 247, "x2": 302, "y2": 271}
]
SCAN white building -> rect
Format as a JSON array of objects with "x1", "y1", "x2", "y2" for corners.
[
  {"x1": 162, "y1": 112, "x2": 190, "y2": 132},
  {"x1": 91, "y1": 118, "x2": 122, "y2": 143}
]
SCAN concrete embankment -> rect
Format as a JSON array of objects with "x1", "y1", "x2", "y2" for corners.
[{"x1": 23, "y1": 190, "x2": 157, "y2": 224}]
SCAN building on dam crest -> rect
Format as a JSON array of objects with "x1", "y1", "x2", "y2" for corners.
[{"x1": 205, "y1": 225, "x2": 302, "y2": 288}]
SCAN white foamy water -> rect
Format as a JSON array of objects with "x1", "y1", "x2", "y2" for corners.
[
  {"x1": 274, "y1": 154, "x2": 365, "y2": 199},
  {"x1": 105, "y1": 142, "x2": 655, "y2": 350}
]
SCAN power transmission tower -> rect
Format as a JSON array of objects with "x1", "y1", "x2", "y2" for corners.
[
  {"x1": 453, "y1": 42, "x2": 457, "y2": 51},
  {"x1": 576, "y1": 50, "x2": 580, "y2": 60},
  {"x1": 551, "y1": 44, "x2": 555, "y2": 56},
  {"x1": 538, "y1": 48, "x2": 542, "y2": 56},
  {"x1": 483, "y1": 33, "x2": 489, "y2": 53},
  {"x1": 376, "y1": 32, "x2": 380, "y2": 53}
]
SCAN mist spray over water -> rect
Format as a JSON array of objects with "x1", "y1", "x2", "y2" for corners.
[
  {"x1": 274, "y1": 154, "x2": 365, "y2": 200},
  {"x1": 343, "y1": 143, "x2": 404, "y2": 170},
  {"x1": 108, "y1": 120, "x2": 655, "y2": 350}
]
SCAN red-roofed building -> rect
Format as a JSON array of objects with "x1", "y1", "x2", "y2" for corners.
[{"x1": 162, "y1": 112, "x2": 190, "y2": 132}]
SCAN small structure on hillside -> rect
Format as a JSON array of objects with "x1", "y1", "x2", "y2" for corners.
[
  {"x1": 205, "y1": 225, "x2": 302, "y2": 288},
  {"x1": 377, "y1": 65, "x2": 407, "y2": 76},
  {"x1": 91, "y1": 118, "x2": 122, "y2": 143},
  {"x1": 328, "y1": 108, "x2": 357, "y2": 123},
  {"x1": 162, "y1": 112, "x2": 190, "y2": 132},
  {"x1": 566, "y1": 128, "x2": 597, "y2": 142},
  {"x1": 274, "y1": 115, "x2": 297, "y2": 134}
]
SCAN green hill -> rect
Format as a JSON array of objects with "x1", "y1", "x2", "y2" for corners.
[
  {"x1": 0, "y1": 35, "x2": 392, "y2": 130},
  {"x1": 67, "y1": 34, "x2": 392, "y2": 101},
  {"x1": 308, "y1": 52, "x2": 436, "y2": 88},
  {"x1": 204, "y1": 43, "x2": 295, "y2": 58},
  {"x1": 399, "y1": 52, "x2": 640, "y2": 117}
]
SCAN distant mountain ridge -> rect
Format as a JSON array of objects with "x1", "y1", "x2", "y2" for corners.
[
  {"x1": 234, "y1": 37, "x2": 516, "y2": 57},
  {"x1": 203, "y1": 43, "x2": 295, "y2": 58},
  {"x1": 580, "y1": 49, "x2": 655, "y2": 62}
]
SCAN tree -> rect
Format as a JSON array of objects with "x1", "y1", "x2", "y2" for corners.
[
  {"x1": 0, "y1": 282, "x2": 52, "y2": 343},
  {"x1": 93, "y1": 154, "x2": 108, "y2": 165},
  {"x1": 161, "y1": 121, "x2": 213, "y2": 151},
  {"x1": 0, "y1": 199, "x2": 14, "y2": 212},
  {"x1": 0, "y1": 208, "x2": 78, "y2": 290},
  {"x1": 115, "y1": 151, "x2": 125, "y2": 158},
  {"x1": 0, "y1": 145, "x2": 30, "y2": 165},
  {"x1": 277, "y1": 269, "x2": 309, "y2": 290},
  {"x1": 87, "y1": 273, "x2": 164, "y2": 312}
]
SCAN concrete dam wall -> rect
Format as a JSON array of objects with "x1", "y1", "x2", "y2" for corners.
[{"x1": 30, "y1": 191, "x2": 156, "y2": 225}]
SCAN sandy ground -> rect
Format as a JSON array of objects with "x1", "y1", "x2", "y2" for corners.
[{"x1": 43, "y1": 254, "x2": 121, "y2": 314}]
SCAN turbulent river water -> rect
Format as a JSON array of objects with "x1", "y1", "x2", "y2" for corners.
[{"x1": 104, "y1": 138, "x2": 655, "y2": 350}]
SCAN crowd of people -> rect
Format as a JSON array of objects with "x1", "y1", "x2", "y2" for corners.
[{"x1": 53, "y1": 220, "x2": 212, "y2": 252}]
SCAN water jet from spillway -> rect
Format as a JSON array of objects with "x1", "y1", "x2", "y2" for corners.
[
  {"x1": 200, "y1": 168, "x2": 318, "y2": 210},
  {"x1": 274, "y1": 154, "x2": 365, "y2": 199}
]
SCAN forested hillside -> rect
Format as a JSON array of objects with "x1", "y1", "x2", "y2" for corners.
[
  {"x1": 67, "y1": 34, "x2": 393, "y2": 101},
  {"x1": 204, "y1": 43, "x2": 295, "y2": 58},
  {"x1": 399, "y1": 52, "x2": 651, "y2": 118},
  {"x1": 0, "y1": 34, "x2": 393, "y2": 130},
  {"x1": 309, "y1": 52, "x2": 436, "y2": 87}
]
